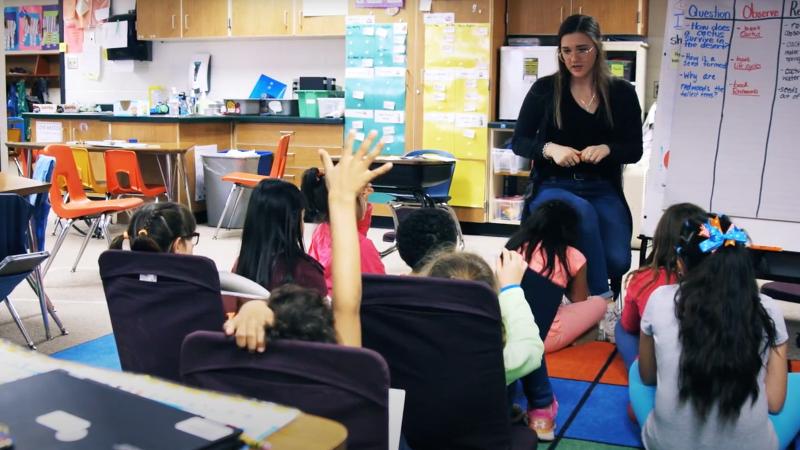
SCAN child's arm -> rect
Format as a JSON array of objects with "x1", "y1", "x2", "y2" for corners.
[
  {"x1": 497, "y1": 249, "x2": 544, "y2": 385},
  {"x1": 638, "y1": 332, "x2": 657, "y2": 385},
  {"x1": 765, "y1": 342, "x2": 788, "y2": 414},
  {"x1": 223, "y1": 300, "x2": 275, "y2": 353},
  {"x1": 319, "y1": 130, "x2": 392, "y2": 347},
  {"x1": 566, "y1": 264, "x2": 590, "y2": 302}
]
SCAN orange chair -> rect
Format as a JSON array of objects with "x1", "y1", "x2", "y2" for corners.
[
  {"x1": 41, "y1": 145, "x2": 144, "y2": 276},
  {"x1": 104, "y1": 149, "x2": 167, "y2": 200},
  {"x1": 213, "y1": 133, "x2": 292, "y2": 239}
]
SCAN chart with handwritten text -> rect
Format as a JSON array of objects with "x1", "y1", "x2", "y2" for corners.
[{"x1": 664, "y1": 0, "x2": 800, "y2": 222}]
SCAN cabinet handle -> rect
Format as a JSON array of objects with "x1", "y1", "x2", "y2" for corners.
[
  {"x1": 283, "y1": 174, "x2": 296, "y2": 180},
  {"x1": 560, "y1": 7, "x2": 564, "y2": 22},
  {"x1": 283, "y1": 10, "x2": 288, "y2": 28},
  {"x1": 579, "y1": 6, "x2": 583, "y2": 14},
  {"x1": 171, "y1": 14, "x2": 175, "y2": 29},
  {"x1": 287, "y1": 152, "x2": 296, "y2": 157},
  {"x1": 279, "y1": 130, "x2": 296, "y2": 135},
  {"x1": 298, "y1": 10, "x2": 303, "y2": 30},
  {"x1": 184, "y1": 14, "x2": 189, "y2": 30}
]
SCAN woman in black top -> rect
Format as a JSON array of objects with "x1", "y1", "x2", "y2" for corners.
[{"x1": 510, "y1": 14, "x2": 643, "y2": 440}]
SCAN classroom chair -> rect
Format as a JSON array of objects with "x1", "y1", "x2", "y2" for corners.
[
  {"x1": 99, "y1": 250, "x2": 226, "y2": 382},
  {"x1": 381, "y1": 149, "x2": 464, "y2": 257},
  {"x1": 181, "y1": 331, "x2": 390, "y2": 450},
  {"x1": 41, "y1": 145, "x2": 143, "y2": 276},
  {"x1": 212, "y1": 133, "x2": 292, "y2": 239},
  {"x1": 70, "y1": 147, "x2": 107, "y2": 196},
  {"x1": 360, "y1": 274, "x2": 539, "y2": 450},
  {"x1": 0, "y1": 194, "x2": 50, "y2": 349},
  {"x1": 761, "y1": 282, "x2": 800, "y2": 303},
  {"x1": 104, "y1": 149, "x2": 167, "y2": 200}
]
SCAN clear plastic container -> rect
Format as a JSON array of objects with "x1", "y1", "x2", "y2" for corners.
[{"x1": 494, "y1": 196, "x2": 525, "y2": 221}]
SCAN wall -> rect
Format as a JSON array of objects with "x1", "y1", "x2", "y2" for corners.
[
  {"x1": 645, "y1": 0, "x2": 667, "y2": 111},
  {"x1": 63, "y1": 0, "x2": 346, "y2": 105}
]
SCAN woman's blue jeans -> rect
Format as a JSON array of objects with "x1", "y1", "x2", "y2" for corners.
[{"x1": 528, "y1": 178, "x2": 632, "y2": 298}]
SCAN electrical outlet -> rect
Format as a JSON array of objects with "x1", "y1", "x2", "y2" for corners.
[
  {"x1": 654, "y1": 81, "x2": 659, "y2": 99},
  {"x1": 67, "y1": 55, "x2": 79, "y2": 70}
]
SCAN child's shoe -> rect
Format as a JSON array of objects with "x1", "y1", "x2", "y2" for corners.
[
  {"x1": 598, "y1": 301, "x2": 620, "y2": 343},
  {"x1": 527, "y1": 397, "x2": 559, "y2": 441}
]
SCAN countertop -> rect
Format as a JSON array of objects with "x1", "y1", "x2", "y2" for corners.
[{"x1": 23, "y1": 113, "x2": 344, "y2": 125}]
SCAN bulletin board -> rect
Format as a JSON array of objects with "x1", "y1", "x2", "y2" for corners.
[{"x1": 643, "y1": 0, "x2": 800, "y2": 251}]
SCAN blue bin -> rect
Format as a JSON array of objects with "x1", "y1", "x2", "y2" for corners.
[{"x1": 255, "y1": 151, "x2": 273, "y2": 175}]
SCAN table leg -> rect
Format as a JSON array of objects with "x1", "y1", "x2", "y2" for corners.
[
  {"x1": 156, "y1": 156, "x2": 167, "y2": 192},
  {"x1": 179, "y1": 153, "x2": 193, "y2": 213},
  {"x1": 27, "y1": 220, "x2": 67, "y2": 340},
  {"x1": 25, "y1": 147, "x2": 33, "y2": 178},
  {"x1": 164, "y1": 154, "x2": 174, "y2": 202}
]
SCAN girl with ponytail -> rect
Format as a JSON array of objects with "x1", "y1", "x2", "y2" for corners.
[
  {"x1": 629, "y1": 214, "x2": 800, "y2": 449},
  {"x1": 109, "y1": 202, "x2": 198, "y2": 254}
]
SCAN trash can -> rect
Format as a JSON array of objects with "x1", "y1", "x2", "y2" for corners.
[{"x1": 202, "y1": 150, "x2": 273, "y2": 229}]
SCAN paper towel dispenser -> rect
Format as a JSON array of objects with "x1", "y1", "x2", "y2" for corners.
[{"x1": 106, "y1": 13, "x2": 152, "y2": 61}]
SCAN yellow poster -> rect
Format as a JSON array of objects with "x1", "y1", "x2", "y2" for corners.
[{"x1": 422, "y1": 23, "x2": 490, "y2": 208}]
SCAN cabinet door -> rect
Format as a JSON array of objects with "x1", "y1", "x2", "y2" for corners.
[
  {"x1": 136, "y1": 0, "x2": 181, "y2": 39},
  {"x1": 183, "y1": 0, "x2": 229, "y2": 38},
  {"x1": 507, "y1": 0, "x2": 571, "y2": 35},
  {"x1": 231, "y1": 0, "x2": 292, "y2": 36},
  {"x1": 293, "y1": 0, "x2": 345, "y2": 36},
  {"x1": 575, "y1": 0, "x2": 646, "y2": 35}
]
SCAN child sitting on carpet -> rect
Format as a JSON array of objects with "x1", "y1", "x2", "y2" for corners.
[
  {"x1": 109, "y1": 202, "x2": 198, "y2": 254},
  {"x1": 630, "y1": 214, "x2": 800, "y2": 450},
  {"x1": 303, "y1": 165, "x2": 385, "y2": 294},
  {"x1": 396, "y1": 207, "x2": 459, "y2": 272},
  {"x1": 225, "y1": 131, "x2": 393, "y2": 350},
  {"x1": 615, "y1": 202, "x2": 706, "y2": 370},
  {"x1": 419, "y1": 249, "x2": 543, "y2": 385}
]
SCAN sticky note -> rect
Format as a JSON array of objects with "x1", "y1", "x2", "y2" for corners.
[
  {"x1": 376, "y1": 27, "x2": 389, "y2": 38},
  {"x1": 353, "y1": 90, "x2": 365, "y2": 100},
  {"x1": 434, "y1": 83, "x2": 446, "y2": 92},
  {"x1": 433, "y1": 92, "x2": 446, "y2": 102},
  {"x1": 362, "y1": 58, "x2": 374, "y2": 68},
  {"x1": 383, "y1": 135, "x2": 396, "y2": 144},
  {"x1": 355, "y1": 132, "x2": 366, "y2": 141},
  {"x1": 352, "y1": 120, "x2": 364, "y2": 129},
  {"x1": 464, "y1": 103, "x2": 477, "y2": 112},
  {"x1": 383, "y1": 100, "x2": 396, "y2": 110},
  {"x1": 393, "y1": 45, "x2": 406, "y2": 54},
  {"x1": 610, "y1": 62, "x2": 625, "y2": 77},
  {"x1": 463, "y1": 129, "x2": 476, "y2": 139},
  {"x1": 465, "y1": 79, "x2": 478, "y2": 89},
  {"x1": 393, "y1": 23, "x2": 408, "y2": 35},
  {"x1": 393, "y1": 35, "x2": 406, "y2": 45},
  {"x1": 362, "y1": 26, "x2": 375, "y2": 36},
  {"x1": 59, "y1": 42, "x2": 67, "y2": 52},
  {"x1": 442, "y1": 43, "x2": 454, "y2": 54},
  {"x1": 383, "y1": 126, "x2": 396, "y2": 135}
]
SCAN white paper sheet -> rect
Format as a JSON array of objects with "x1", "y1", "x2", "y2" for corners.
[
  {"x1": 193, "y1": 145, "x2": 218, "y2": 201},
  {"x1": 389, "y1": 388, "x2": 406, "y2": 450},
  {"x1": 100, "y1": 21, "x2": 127, "y2": 49},
  {"x1": 80, "y1": 30, "x2": 101, "y2": 81},
  {"x1": 302, "y1": 0, "x2": 347, "y2": 16},
  {"x1": 35, "y1": 121, "x2": 63, "y2": 143}
]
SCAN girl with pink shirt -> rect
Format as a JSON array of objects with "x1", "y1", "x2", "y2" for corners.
[{"x1": 302, "y1": 168, "x2": 385, "y2": 294}]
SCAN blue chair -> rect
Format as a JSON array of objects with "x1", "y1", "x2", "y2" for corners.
[
  {"x1": 0, "y1": 194, "x2": 50, "y2": 349},
  {"x1": 381, "y1": 150, "x2": 464, "y2": 257}
]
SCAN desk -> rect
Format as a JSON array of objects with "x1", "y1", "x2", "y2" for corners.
[
  {"x1": 0, "y1": 174, "x2": 67, "y2": 345},
  {"x1": 5, "y1": 141, "x2": 196, "y2": 212},
  {"x1": 0, "y1": 339, "x2": 347, "y2": 449}
]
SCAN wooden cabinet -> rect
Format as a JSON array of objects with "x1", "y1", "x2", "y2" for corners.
[
  {"x1": 231, "y1": 0, "x2": 292, "y2": 37},
  {"x1": 183, "y1": 0, "x2": 230, "y2": 38},
  {"x1": 507, "y1": 0, "x2": 647, "y2": 36},
  {"x1": 136, "y1": 0, "x2": 181, "y2": 39},
  {"x1": 293, "y1": 1, "x2": 345, "y2": 37}
]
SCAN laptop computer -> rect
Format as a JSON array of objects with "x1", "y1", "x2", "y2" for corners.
[{"x1": 0, "y1": 370, "x2": 242, "y2": 450}]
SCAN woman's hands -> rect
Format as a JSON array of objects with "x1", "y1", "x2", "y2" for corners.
[
  {"x1": 580, "y1": 145, "x2": 610, "y2": 164},
  {"x1": 224, "y1": 300, "x2": 275, "y2": 353},
  {"x1": 496, "y1": 248, "x2": 528, "y2": 288},
  {"x1": 545, "y1": 143, "x2": 610, "y2": 166}
]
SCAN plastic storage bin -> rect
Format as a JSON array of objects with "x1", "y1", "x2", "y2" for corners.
[
  {"x1": 494, "y1": 196, "x2": 525, "y2": 221},
  {"x1": 202, "y1": 150, "x2": 273, "y2": 228},
  {"x1": 296, "y1": 90, "x2": 344, "y2": 118},
  {"x1": 492, "y1": 148, "x2": 530, "y2": 174}
]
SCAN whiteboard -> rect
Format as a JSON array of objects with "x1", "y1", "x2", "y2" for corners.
[{"x1": 642, "y1": 0, "x2": 800, "y2": 251}]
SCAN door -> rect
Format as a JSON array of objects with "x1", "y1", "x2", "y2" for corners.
[
  {"x1": 293, "y1": 0, "x2": 345, "y2": 36},
  {"x1": 182, "y1": 0, "x2": 229, "y2": 38},
  {"x1": 136, "y1": 0, "x2": 181, "y2": 39},
  {"x1": 575, "y1": 0, "x2": 646, "y2": 35},
  {"x1": 231, "y1": 0, "x2": 292, "y2": 36},
  {"x1": 507, "y1": 0, "x2": 571, "y2": 35}
]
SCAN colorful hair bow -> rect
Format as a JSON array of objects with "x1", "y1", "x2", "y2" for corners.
[{"x1": 698, "y1": 220, "x2": 748, "y2": 253}]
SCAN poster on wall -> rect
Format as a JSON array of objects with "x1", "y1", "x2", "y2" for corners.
[
  {"x1": 345, "y1": 21, "x2": 408, "y2": 155},
  {"x1": 4, "y1": 7, "x2": 19, "y2": 51},
  {"x1": 42, "y1": 5, "x2": 60, "y2": 50},
  {"x1": 18, "y1": 6, "x2": 44, "y2": 50}
]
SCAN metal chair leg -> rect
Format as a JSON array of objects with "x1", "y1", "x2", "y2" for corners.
[
  {"x1": 42, "y1": 219, "x2": 73, "y2": 277},
  {"x1": 71, "y1": 217, "x2": 101, "y2": 272},
  {"x1": 4, "y1": 298, "x2": 36, "y2": 349},
  {"x1": 13, "y1": 158, "x2": 24, "y2": 176},
  {"x1": 226, "y1": 186, "x2": 245, "y2": 230},
  {"x1": 213, "y1": 185, "x2": 238, "y2": 239},
  {"x1": 99, "y1": 214, "x2": 113, "y2": 247}
]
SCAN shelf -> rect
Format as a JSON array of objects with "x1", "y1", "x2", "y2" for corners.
[
  {"x1": 6, "y1": 50, "x2": 60, "y2": 56},
  {"x1": 493, "y1": 170, "x2": 530, "y2": 177},
  {"x1": 489, "y1": 218, "x2": 521, "y2": 225},
  {"x1": 7, "y1": 73, "x2": 59, "y2": 78}
]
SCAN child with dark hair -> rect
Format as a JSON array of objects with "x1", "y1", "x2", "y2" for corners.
[
  {"x1": 615, "y1": 202, "x2": 706, "y2": 370},
  {"x1": 505, "y1": 199, "x2": 607, "y2": 440},
  {"x1": 420, "y1": 249, "x2": 543, "y2": 385},
  {"x1": 234, "y1": 179, "x2": 326, "y2": 298},
  {"x1": 225, "y1": 130, "x2": 393, "y2": 350},
  {"x1": 396, "y1": 208, "x2": 459, "y2": 272},
  {"x1": 302, "y1": 167, "x2": 385, "y2": 293},
  {"x1": 630, "y1": 214, "x2": 800, "y2": 450},
  {"x1": 109, "y1": 202, "x2": 198, "y2": 254},
  {"x1": 266, "y1": 284, "x2": 337, "y2": 344}
]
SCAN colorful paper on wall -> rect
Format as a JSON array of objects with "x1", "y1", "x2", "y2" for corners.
[
  {"x1": 64, "y1": 19, "x2": 83, "y2": 53},
  {"x1": 17, "y1": 6, "x2": 43, "y2": 50},
  {"x1": 345, "y1": 23, "x2": 408, "y2": 155},
  {"x1": 42, "y1": 5, "x2": 60, "y2": 50},
  {"x1": 422, "y1": 23, "x2": 491, "y2": 207},
  {"x1": 4, "y1": 7, "x2": 19, "y2": 51}
]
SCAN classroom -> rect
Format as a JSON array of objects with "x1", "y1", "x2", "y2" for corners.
[{"x1": 1, "y1": 0, "x2": 800, "y2": 449}]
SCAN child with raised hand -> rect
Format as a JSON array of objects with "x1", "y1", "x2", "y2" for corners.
[
  {"x1": 615, "y1": 202, "x2": 706, "y2": 370},
  {"x1": 303, "y1": 164, "x2": 385, "y2": 294},
  {"x1": 109, "y1": 202, "x2": 198, "y2": 254},
  {"x1": 630, "y1": 214, "x2": 800, "y2": 450},
  {"x1": 420, "y1": 248, "x2": 543, "y2": 385},
  {"x1": 225, "y1": 130, "x2": 392, "y2": 350}
]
